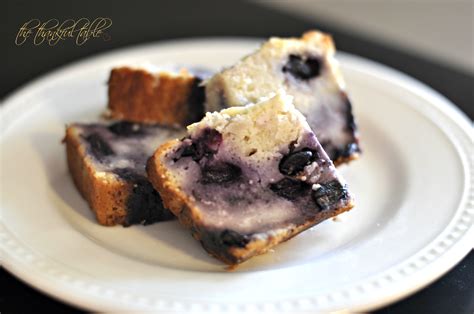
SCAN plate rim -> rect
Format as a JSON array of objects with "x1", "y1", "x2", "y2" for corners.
[{"x1": 1, "y1": 37, "x2": 473, "y2": 312}]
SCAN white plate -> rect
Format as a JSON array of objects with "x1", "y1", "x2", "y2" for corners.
[{"x1": 1, "y1": 39, "x2": 473, "y2": 313}]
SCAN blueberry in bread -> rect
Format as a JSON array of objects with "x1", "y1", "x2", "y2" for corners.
[
  {"x1": 107, "y1": 66, "x2": 211, "y2": 126},
  {"x1": 147, "y1": 92, "x2": 354, "y2": 265},
  {"x1": 205, "y1": 30, "x2": 360, "y2": 164},
  {"x1": 64, "y1": 121, "x2": 184, "y2": 226}
]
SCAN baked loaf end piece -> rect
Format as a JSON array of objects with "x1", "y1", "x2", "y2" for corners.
[
  {"x1": 64, "y1": 121, "x2": 184, "y2": 226},
  {"x1": 107, "y1": 66, "x2": 207, "y2": 126},
  {"x1": 205, "y1": 30, "x2": 360, "y2": 164},
  {"x1": 147, "y1": 92, "x2": 354, "y2": 265}
]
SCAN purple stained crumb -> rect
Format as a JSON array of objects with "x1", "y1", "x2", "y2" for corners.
[
  {"x1": 279, "y1": 54, "x2": 359, "y2": 162},
  {"x1": 306, "y1": 92, "x2": 360, "y2": 162},
  {"x1": 80, "y1": 122, "x2": 182, "y2": 176},
  {"x1": 167, "y1": 127, "x2": 352, "y2": 235},
  {"x1": 77, "y1": 121, "x2": 182, "y2": 225}
]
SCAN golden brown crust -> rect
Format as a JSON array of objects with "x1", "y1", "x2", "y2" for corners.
[
  {"x1": 301, "y1": 30, "x2": 335, "y2": 54},
  {"x1": 147, "y1": 140, "x2": 354, "y2": 265},
  {"x1": 333, "y1": 152, "x2": 360, "y2": 167},
  {"x1": 107, "y1": 67, "x2": 203, "y2": 126},
  {"x1": 64, "y1": 126, "x2": 132, "y2": 226}
]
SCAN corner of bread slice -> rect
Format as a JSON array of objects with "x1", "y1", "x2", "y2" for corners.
[{"x1": 147, "y1": 92, "x2": 355, "y2": 266}]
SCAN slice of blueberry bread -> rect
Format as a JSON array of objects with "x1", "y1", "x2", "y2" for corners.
[
  {"x1": 64, "y1": 121, "x2": 184, "y2": 226},
  {"x1": 107, "y1": 66, "x2": 211, "y2": 126},
  {"x1": 147, "y1": 92, "x2": 354, "y2": 265},
  {"x1": 205, "y1": 30, "x2": 360, "y2": 164}
]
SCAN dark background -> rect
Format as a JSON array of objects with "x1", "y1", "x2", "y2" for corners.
[{"x1": 2, "y1": 0, "x2": 473, "y2": 313}]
